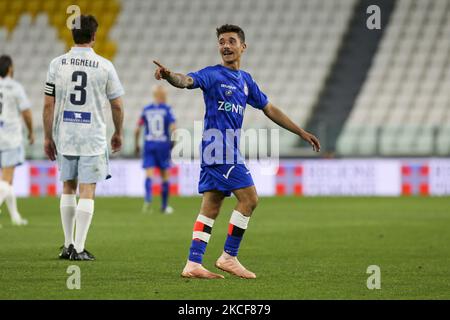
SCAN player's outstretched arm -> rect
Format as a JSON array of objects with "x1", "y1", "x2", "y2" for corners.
[
  {"x1": 21, "y1": 109, "x2": 34, "y2": 145},
  {"x1": 263, "y1": 103, "x2": 321, "y2": 152},
  {"x1": 110, "y1": 97, "x2": 124, "y2": 153},
  {"x1": 43, "y1": 95, "x2": 57, "y2": 161},
  {"x1": 153, "y1": 60, "x2": 194, "y2": 89}
]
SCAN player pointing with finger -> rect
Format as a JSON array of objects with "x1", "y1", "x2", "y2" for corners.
[{"x1": 154, "y1": 24, "x2": 320, "y2": 279}]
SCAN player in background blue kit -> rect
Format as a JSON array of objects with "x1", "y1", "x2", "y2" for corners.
[
  {"x1": 135, "y1": 85, "x2": 176, "y2": 214},
  {"x1": 153, "y1": 25, "x2": 320, "y2": 279}
]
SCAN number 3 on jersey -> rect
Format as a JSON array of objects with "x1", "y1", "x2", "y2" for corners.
[{"x1": 70, "y1": 71, "x2": 87, "y2": 105}]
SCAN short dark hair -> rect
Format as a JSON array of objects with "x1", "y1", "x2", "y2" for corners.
[
  {"x1": 0, "y1": 55, "x2": 13, "y2": 77},
  {"x1": 71, "y1": 15, "x2": 98, "y2": 44},
  {"x1": 216, "y1": 24, "x2": 245, "y2": 43}
]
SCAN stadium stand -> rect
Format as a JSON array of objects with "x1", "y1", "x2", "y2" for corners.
[
  {"x1": 110, "y1": 0, "x2": 357, "y2": 155},
  {"x1": 1, "y1": 0, "x2": 448, "y2": 158},
  {"x1": 0, "y1": 0, "x2": 120, "y2": 158},
  {"x1": 1, "y1": 0, "x2": 356, "y2": 158},
  {"x1": 337, "y1": 0, "x2": 450, "y2": 156},
  {"x1": 306, "y1": 0, "x2": 396, "y2": 153}
]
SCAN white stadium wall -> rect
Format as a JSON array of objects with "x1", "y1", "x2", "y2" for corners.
[{"x1": 12, "y1": 159, "x2": 450, "y2": 197}]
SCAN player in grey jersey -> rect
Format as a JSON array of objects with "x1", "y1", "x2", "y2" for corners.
[
  {"x1": 43, "y1": 15, "x2": 125, "y2": 260},
  {"x1": 0, "y1": 55, "x2": 34, "y2": 226}
]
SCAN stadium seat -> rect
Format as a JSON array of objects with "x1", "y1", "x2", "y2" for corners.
[
  {"x1": 338, "y1": 0, "x2": 450, "y2": 156},
  {"x1": 2, "y1": 0, "x2": 358, "y2": 158},
  {"x1": 0, "y1": 0, "x2": 121, "y2": 158},
  {"x1": 109, "y1": 0, "x2": 357, "y2": 155}
]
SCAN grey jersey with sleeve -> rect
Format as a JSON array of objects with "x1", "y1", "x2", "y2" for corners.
[
  {"x1": 45, "y1": 47, "x2": 124, "y2": 156},
  {"x1": 0, "y1": 76, "x2": 31, "y2": 151}
]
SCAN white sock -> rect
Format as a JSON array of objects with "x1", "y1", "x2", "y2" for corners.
[
  {"x1": 60, "y1": 194, "x2": 77, "y2": 247},
  {"x1": 74, "y1": 199, "x2": 94, "y2": 253},
  {"x1": 0, "y1": 180, "x2": 10, "y2": 207},
  {"x1": 5, "y1": 185, "x2": 22, "y2": 221}
]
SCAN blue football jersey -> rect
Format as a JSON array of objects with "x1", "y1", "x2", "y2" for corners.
[
  {"x1": 187, "y1": 64, "x2": 269, "y2": 167},
  {"x1": 139, "y1": 103, "x2": 175, "y2": 150}
]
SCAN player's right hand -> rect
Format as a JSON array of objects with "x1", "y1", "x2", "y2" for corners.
[
  {"x1": 153, "y1": 60, "x2": 170, "y2": 80},
  {"x1": 28, "y1": 132, "x2": 35, "y2": 145},
  {"x1": 111, "y1": 132, "x2": 122, "y2": 153},
  {"x1": 44, "y1": 138, "x2": 57, "y2": 161},
  {"x1": 300, "y1": 130, "x2": 321, "y2": 153}
]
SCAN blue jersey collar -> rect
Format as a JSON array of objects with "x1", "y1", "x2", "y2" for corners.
[{"x1": 218, "y1": 64, "x2": 241, "y2": 73}]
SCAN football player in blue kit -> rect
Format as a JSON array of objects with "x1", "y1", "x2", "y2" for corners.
[
  {"x1": 135, "y1": 85, "x2": 176, "y2": 214},
  {"x1": 153, "y1": 24, "x2": 320, "y2": 279}
]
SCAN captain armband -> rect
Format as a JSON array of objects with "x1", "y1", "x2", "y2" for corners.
[{"x1": 45, "y1": 82, "x2": 55, "y2": 97}]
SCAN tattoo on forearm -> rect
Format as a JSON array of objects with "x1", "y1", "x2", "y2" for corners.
[{"x1": 166, "y1": 72, "x2": 194, "y2": 89}]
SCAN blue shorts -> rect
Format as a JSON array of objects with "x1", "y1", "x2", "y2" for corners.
[
  {"x1": 143, "y1": 147, "x2": 171, "y2": 169},
  {"x1": 198, "y1": 164, "x2": 255, "y2": 197},
  {"x1": 57, "y1": 152, "x2": 111, "y2": 184},
  {"x1": 0, "y1": 145, "x2": 25, "y2": 168}
]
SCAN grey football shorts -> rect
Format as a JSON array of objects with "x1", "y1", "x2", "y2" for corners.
[
  {"x1": 57, "y1": 152, "x2": 111, "y2": 184},
  {"x1": 0, "y1": 145, "x2": 25, "y2": 168}
]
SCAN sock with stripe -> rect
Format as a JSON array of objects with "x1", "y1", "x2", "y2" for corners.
[
  {"x1": 145, "y1": 177, "x2": 152, "y2": 203},
  {"x1": 161, "y1": 181, "x2": 169, "y2": 210},
  {"x1": 188, "y1": 214, "x2": 215, "y2": 264},
  {"x1": 224, "y1": 210, "x2": 250, "y2": 257}
]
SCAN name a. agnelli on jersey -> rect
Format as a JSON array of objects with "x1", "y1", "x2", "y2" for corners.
[{"x1": 61, "y1": 58, "x2": 99, "y2": 68}]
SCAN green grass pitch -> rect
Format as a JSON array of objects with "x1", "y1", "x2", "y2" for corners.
[{"x1": 0, "y1": 196, "x2": 449, "y2": 299}]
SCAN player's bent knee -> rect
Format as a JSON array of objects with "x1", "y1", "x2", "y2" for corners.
[
  {"x1": 78, "y1": 183, "x2": 97, "y2": 200},
  {"x1": 1, "y1": 167, "x2": 15, "y2": 185},
  {"x1": 200, "y1": 203, "x2": 222, "y2": 219},
  {"x1": 248, "y1": 195, "x2": 259, "y2": 211},
  {"x1": 63, "y1": 180, "x2": 78, "y2": 194},
  {"x1": 239, "y1": 194, "x2": 258, "y2": 214},
  {"x1": 145, "y1": 168, "x2": 154, "y2": 178}
]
